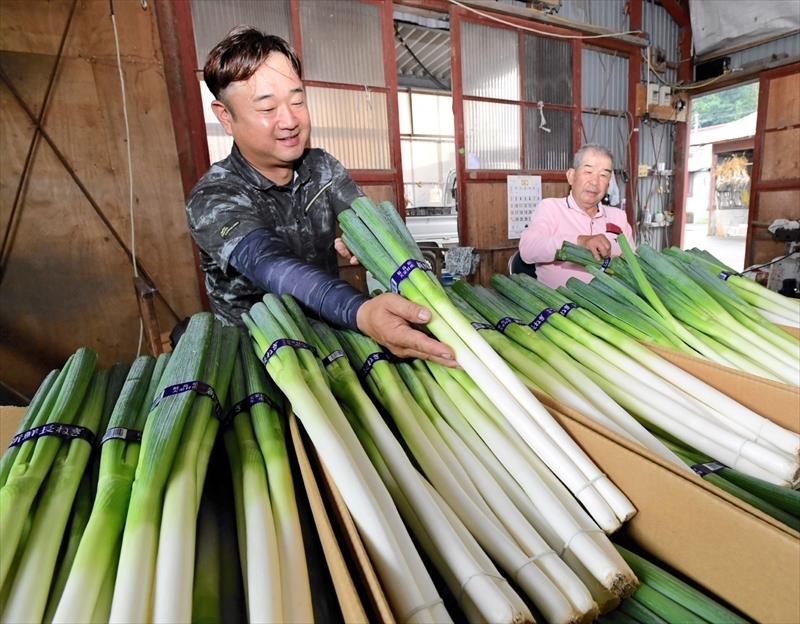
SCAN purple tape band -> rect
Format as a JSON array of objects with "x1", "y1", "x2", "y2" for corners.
[
  {"x1": 691, "y1": 461, "x2": 726, "y2": 477},
  {"x1": 359, "y1": 351, "x2": 394, "y2": 379},
  {"x1": 390, "y1": 259, "x2": 430, "y2": 293},
  {"x1": 322, "y1": 350, "x2": 346, "y2": 367},
  {"x1": 599, "y1": 257, "x2": 611, "y2": 272},
  {"x1": 151, "y1": 380, "x2": 223, "y2": 420},
  {"x1": 261, "y1": 338, "x2": 318, "y2": 366},
  {"x1": 10, "y1": 422, "x2": 95, "y2": 448},
  {"x1": 101, "y1": 427, "x2": 143, "y2": 445},
  {"x1": 471, "y1": 322, "x2": 495, "y2": 331},
  {"x1": 529, "y1": 308, "x2": 556, "y2": 331},
  {"x1": 224, "y1": 392, "x2": 279, "y2": 427},
  {"x1": 558, "y1": 302, "x2": 578, "y2": 316},
  {"x1": 496, "y1": 317, "x2": 525, "y2": 333},
  {"x1": 718, "y1": 271, "x2": 732, "y2": 280}
]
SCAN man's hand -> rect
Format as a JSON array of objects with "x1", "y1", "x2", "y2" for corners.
[
  {"x1": 576, "y1": 234, "x2": 612, "y2": 261},
  {"x1": 356, "y1": 293, "x2": 457, "y2": 367},
  {"x1": 334, "y1": 237, "x2": 360, "y2": 266}
]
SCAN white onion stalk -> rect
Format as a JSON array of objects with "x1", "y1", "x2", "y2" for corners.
[{"x1": 244, "y1": 303, "x2": 447, "y2": 624}]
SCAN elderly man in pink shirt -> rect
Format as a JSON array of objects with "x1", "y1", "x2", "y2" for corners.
[{"x1": 518, "y1": 143, "x2": 634, "y2": 289}]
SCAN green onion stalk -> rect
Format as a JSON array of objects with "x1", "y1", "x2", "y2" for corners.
[
  {"x1": 109, "y1": 313, "x2": 214, "y2": 624},
  {"x1": 402, "y1": 359, "x2": 601, "y2": 619},
  {"x1": 339, "y1": 198, "x2": 633, "y2": 532},
  {"x1": 487, "y1": 277, "x2": 799, "y2": 486},
  {"x1": 152, "y1": 324, "x2": 239, "y2": 623},
  {"x1": 241, "y1": 323, "x2": 311, "y2": 623},
  {"x1": 243, "y1": 298, "x2": 448, "y2": 624},
  {"x1": 0, "y1": 368, "x2": 60, "y2": 489},
  {"x1": 336, "y1": 328, "x2": 587, "y2": 623},
  {"x1": 565, "y1": 238, "x2": 738, "y2": 367},
  {"x1": 450, "y1": 281, "x2": 687, "y2": 470},
  {"x1": 307, "y1": 319, "x2": 533, "y2": 624},
  {"x1": 53, "y1": 354, "x2": 165, "y2": 624},
  {"x1": 522, "y1": 246, "x2": 800, "y2": 458},
  {"x1": 431, "y1": 360, "x2": 637, "y2": 603},
  {"x1": 226, "y1": 346, "x2": 282, "y2": 623},
  {"x1": 663, "y1": 249, "x2": 800, "y2": 353},
  {"x1": 634, "y1": 245, "x2": 799, "y2": 384},
  {"x1": 498, "y1": 270, "x2": 800, "y2": 467},
  {"x1": 2, "y1": 369, "x2": 107, "y2": 623},
  {"x1": 0, "y1": 347, "x2": 97, "y2": 590},
  {"x1": 445, "y1": 287, "x2": 644, "y2": 443}
]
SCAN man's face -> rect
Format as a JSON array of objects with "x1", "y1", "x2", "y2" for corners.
[
  {"x1": 566, "y1": 151, "x2": 613, "y2": 212},
  {"x1": 212, "y1": 52, "x2": 311, "y2": 182}
]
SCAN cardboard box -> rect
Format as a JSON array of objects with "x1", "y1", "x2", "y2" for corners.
[{"x1": 531, "y1": 387, "x2": 800, "y2": 624}]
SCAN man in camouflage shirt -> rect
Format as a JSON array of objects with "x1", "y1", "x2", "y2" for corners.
[{"x1": 185, "y1": 27, "x2": 455, "y2": 366}]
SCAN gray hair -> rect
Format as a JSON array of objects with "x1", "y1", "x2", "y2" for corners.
[{"x1": 572, "y1": 143, "x2": 614, "y2": 170}]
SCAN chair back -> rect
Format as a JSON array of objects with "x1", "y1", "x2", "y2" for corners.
[{"x1": 508, "y1": 251, "x2": 538, "y2": 278}]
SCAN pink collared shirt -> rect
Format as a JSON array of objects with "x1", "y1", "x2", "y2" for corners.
[{"x1": 518, "y1": 193, "x2": 634, "y2": 289}]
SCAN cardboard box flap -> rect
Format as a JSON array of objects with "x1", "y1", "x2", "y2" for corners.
[{"x1": 530, "y1": 391, "x2": 800, "y2": 623}]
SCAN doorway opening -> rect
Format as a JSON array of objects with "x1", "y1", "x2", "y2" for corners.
[
  {"x1": 684, "y1": 81, "x2": 758, "y2": 271},
  {"x1": 393, "y1": 7, "x2": 458, "y2": 247}
]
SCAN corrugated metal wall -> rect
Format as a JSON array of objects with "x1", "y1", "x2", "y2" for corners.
[
  {"x1": 461, "y1": 22, "x2": 520, "y2": 99},
  {"x1": 727, "y1": 32, "x2": 800, "y2": 70},
  {"x1": 190, "y1": 0, "x2": 292, "y2": 67},
  {"x1": 299, "y1": 0, "x2": 385, "y2": 86},
  {"x1": 559, "y1": 0, "x2": 630, "y2": 32}
]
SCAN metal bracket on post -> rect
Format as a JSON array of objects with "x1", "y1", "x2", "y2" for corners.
[{"x1": 133, "y1": 276, "x2": 162, "y2": 356}]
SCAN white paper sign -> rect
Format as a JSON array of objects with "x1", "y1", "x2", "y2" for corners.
[{"x1": 507, "y1": 175, "x2": 542, "y2": 239}]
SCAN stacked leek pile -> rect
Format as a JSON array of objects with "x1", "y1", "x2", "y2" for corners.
[
  {"x1": 244, "y1": 292, "x2": 640, "y2": 623},
  {"x1": 448, "y1": 271, "x2": 799, "y2": 509},
  {"x1": 0, "y1": 314, "x2": 261, "y2": 624},
  {"x1": 555, "y1": 239, "x2": 800, "y2": 383},
  {"x1": 337, "y1": 198, "x2": 637, "y2": 534}
]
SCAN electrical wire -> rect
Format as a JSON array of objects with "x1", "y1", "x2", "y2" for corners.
[
  {"x1": 110, "y1": 0, "x2": 144, "y2": 357},
  {"x1": 743, "y1": 251, "x2": 800, "y2": 275},
  {"x1": 446, "y1": 0, "x2": 645, "y2": 41},
  {"x1": 642, "y1": 49, "x2": 732, "y2": 91}
]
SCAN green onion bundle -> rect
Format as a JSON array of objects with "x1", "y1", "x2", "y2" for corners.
[
  {"x1": 243, "y1": 295, "x2": 450, "y2": 624},
  {"x1": 338, "y1": 197, "x2": 635, "y2": 534}
]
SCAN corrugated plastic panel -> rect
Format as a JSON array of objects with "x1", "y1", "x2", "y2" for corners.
[
  {"x1": 524, "y1": 107, "x2": 572, "y2": 170},
  {"x1": 306, "y1": 86, "x2": 390, "y2": 170},
  {"x1": 580, "y1": 112, "x2": 630, "y2": 170},
  {"x1": 582, "y1": 48, "x2": 628, "y2": 112},
  {"x1": 299, "y1": 0, "x2": 384, "y2": 86},
  {"x1": 523, "y1": 34, "x2": 572, "y2": 105},
  {"x1": 463, "y1": 101, "x2": 520, "y2": 169},
  {"x1": 190, "y1": 0, "x2": 292, "y2": 68},
  {"x1": 730, "y1": 33, "x2": 800, "y2": 69},
  {"x1": 642, "y1": 0, "x2": 679, "y2": 85},
  {"x1": 558, "y1": 0, "x2": 630, "y2": 32},
  {"x1": 461, "y1": 22, "x2": 520, "y2": 100},
  {"x1": 198, "y1": 82, "x2": 233, "y2": 163}
]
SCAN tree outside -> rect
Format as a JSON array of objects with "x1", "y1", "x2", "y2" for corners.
[{"x1": 691, "y1": 82, "x2": 759, "y2": 128}]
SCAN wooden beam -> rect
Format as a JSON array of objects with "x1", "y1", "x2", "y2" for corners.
[
  {"x1": 657, "y1": 0, "x2": 690, "y2": 29},
  {"x1": 671, "y1": 24, "x2": 693, "y2": 249}
]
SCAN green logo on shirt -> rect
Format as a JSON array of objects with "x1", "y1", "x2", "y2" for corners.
[{"x1": 220, "y1": 221, "x2": 240, "y2": 238}]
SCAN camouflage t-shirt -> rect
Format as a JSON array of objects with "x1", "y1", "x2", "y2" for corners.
[{"x1": 186, "y1": 144, "x2": 365, "y2": 327}]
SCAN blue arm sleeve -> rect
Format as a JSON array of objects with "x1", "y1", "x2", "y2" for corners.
[{"x1": 229, "y1": 228, "x2": 369, "y2": 331}]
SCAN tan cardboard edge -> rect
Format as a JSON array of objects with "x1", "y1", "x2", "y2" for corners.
[
  {"x1": 532, "y1": 390, "x2": 799, "y2": 537},
  {"x1": 289, "y1": 413, "x2": 394, "y2": 624},
  {"x1": 642, "y1": 342, "x2": 800, "y2": 432},
  {"x1": 0, "y1": 406, "x2": 26, "y2": 450},
  {"x1": 288, "y1": 412, "x2": 373, "y2": 624},
  {"x1": 779, "y1": 323, "x2": 800, "y2": 340},
  {"x1": 536, "y1": 395, "x2": 800, "y2": 623}
]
